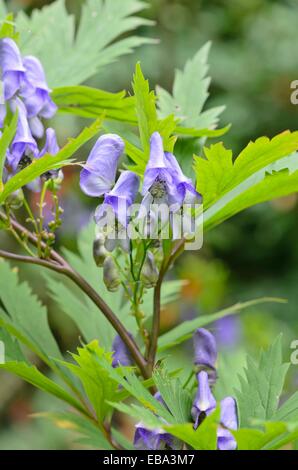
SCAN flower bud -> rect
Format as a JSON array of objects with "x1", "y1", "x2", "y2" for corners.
[
  {"x1": 93, "y1": 234, "x2": 108, "y2": 267},
  {"x1": 193, "y1": 328, "x2": 217, "y2": 374},
  {"x1": 112, "y1": 334, "x2": 133, "y2": 368},
  {"x1": 103, "y1": 256, "x2": 121, "y2": 292},
  {"x1": 141, "y1": 252, "x2": 159, "y2": 288},
  {"x1": 6, "y1": 189, "x2": 24, "y2": 209}
]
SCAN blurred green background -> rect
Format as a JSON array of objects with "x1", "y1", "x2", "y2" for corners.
[{"x1": 1, "y1": 0, "x2": 298, "y2": 449}]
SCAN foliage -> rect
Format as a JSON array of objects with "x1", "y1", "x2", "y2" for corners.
[
  {"x1": 235, "y1": 335, "x2": 290, "y2": 427},
  {"x1": 11, "y1": 0, "x2": 154, "y2": 88},
  {"x1": 0, "y1": 1, "x2": 298, "y2": 452}
]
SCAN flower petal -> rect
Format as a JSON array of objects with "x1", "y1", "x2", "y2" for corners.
[
  {"x1": 39, "y1": 128, "x2": 60, "y2": 157},
  {"x1": 0, "y1": 38, "x2": 25, "y2": 99},
  {"x1": 193, "y1": 328, "x2": 217, "y2": 370},
  {"x1": 112, "y1": 334, "x2": 133, "y2": 367},
  {"x1": 9, "y1": 98, "x2": 38, "y2": 169},
  {"x1": 80, "y1": 134, "x2": 124, "y2": 197},
  {"x1": 192, "y1": 370, "x2": 217, "y2": 429},
  {"x1": 220, "y1": 396, "x2": 238, "y2": 430}
]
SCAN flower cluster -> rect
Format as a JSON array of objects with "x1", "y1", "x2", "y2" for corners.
[
  {"x1": 80, "y1": 131, "x2": 201, "y2": 249},
  {"x1": 0, "y1": 38, "x2": 59, "y2": 187},
  {"x1": 112, "y1": 328, "x2": 238, "y2": 450}
]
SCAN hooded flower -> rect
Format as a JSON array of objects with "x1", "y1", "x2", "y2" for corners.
[
  {"x1": 139, "y1": 132, "x2": 201, "y2": 240},
  {"x1": 134, "y1": 426, "x2": 178, "y2": 451},
  {"x1": 112, "y1": 334, "x2": 133, "y2": 368},
  {"x1": 0, "y1": 38, "x2": 25, "y2": 100},
  {"x1": 6, "y1": 98, "x2": 38, "y2": 171},
  {"x1": 141, "y1": 132, "x2": 176, "y2": 205},
  {"x1": 191, "y1": 370, "x2": 217, "y2": 429},
  {"x1": 164, "y1": 151, "x2": 201, "y2": 205},
  {"x1": 95, "y1": 170, "x2": 139, "y2": 227},
  {"x1": 217, "y1": 397, "x2": 238, "y2": 451},
  {"x1": 191, "y1": 328, "x2": 238, "y2": 450},
  {"x1": 21, "y1": 56, "x2": 57, "y2": 119},
  {"x1": 142, "y1": 132, "x2": 200, "y2": 207},
  {"x1": 193, "y1": 328, "x2": 217, "y2": 383},
  {"x1": 80, "y1": 134, "x2": 124, "y2": 197},
  {"x1": 39, "y1": 127, "x2": 60, "y2": 157}
]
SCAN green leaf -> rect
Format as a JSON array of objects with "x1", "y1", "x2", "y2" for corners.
[
  {"x1": 59, "y1": 341, "x2": 118, "y2": 423},
  {"x1": 235, "y1": 335, "x2": 289, "y2": 427},
  {"x1": 97, "y1": 354, "x2": 175, "y2": 423},
  {"x1": 153, "y1": 368, "x2": 192, "y2": 423},
  {"x1": 111, "y1": 429, "x2": 135, "y2": 450},
  {"x1": 0, "y1": 118, "x2": 102, "y2": 204},
  {"x1": 132, "y1": 62, "x2": 159, "y2": 157},
  {"x1": 0, "y1": 327, "x2": 26, "y2": 362},
  {"x1": 109, "y1": 400, "x2": 163, "y2": 429},
  {"x1": 196, "y1": 131, "x2": 298, "y2": 210},
  {"x1": 0, "y1": 112, "x2": 18, "y2": 192},
  {"x1": 129, "y1": 63, "x2": 176, "y2": 173},
  {"x1": 0, "y1": 260, "x2": 62, "y2": 363},
  {"x1": 36, "y1": 411, "x2": 113, "y2": 449},
  {"x1": 194, "y1": 142, "x2": 233, "y2": 209},
  {"x1": 175, "y1": 124, "x2": 230, "y2": 138},
  {"x1": 52, "y1": 86, "x2": 136, "y2": 124},
  {"x1": 158, "y1": 297, "x2": 285, "y2": 352},
  {"x1": 204, "y1": 152, "x2": 298, "y2": 230},
  {"x1": 157, "y1": 43, "x2": 224, "y2": 132},
  {"x1": 272, "y1": 392, "x2": 298, "y2": 423},
  {"x1": 164, "y1": 408, "x2": 220, "y2": 450},
  {"x1": 0, "y1": 13, "x2": 18, "y2": 41},
  {"x1": 45, "y1": 223, "x2": 133, "y2": 350},
  {"x1": 16, "y1": 0, "x2": 154, "y2": 88},
  {"x1": 0, "y1": 361, "x2": 85, "y2": 413},
  {"x1": 233, "y1": 421, "x2": 298, "y2": 450}
]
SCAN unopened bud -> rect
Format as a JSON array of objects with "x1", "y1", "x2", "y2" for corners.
[
  {"x1": 141, "y1": 252, "x2": 159, "y2": 288},
  {"x1": 93, "y1": 235, "x2": 108, "y2": 267},
  {"x1": 103, "y1": 257, "x2": 121, "y2": 292},
  {"x1": 44, "y1": 169, "x2": 64, "y2": 190},
  {"x1": 6, "y1": 189, "x2": 24, "y2": 209}
]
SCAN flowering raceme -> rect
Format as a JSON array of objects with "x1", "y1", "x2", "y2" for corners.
[
  {"x1": 80, "y1": 131, "x2": 201, "y2": 245},
  {"x1": 0, "y1": 37, "x2": 58, "y2": 188}
]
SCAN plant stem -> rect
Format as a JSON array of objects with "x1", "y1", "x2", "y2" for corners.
[
  {"x1": 147, "y1": 238, "x2": 186, "y2": 372},
  {"x1": 147, "y1": 265, "x2": 164, "y2": 372},
  {"x1": 0, "y1": 218, "x2": 150, "y2": 379}
]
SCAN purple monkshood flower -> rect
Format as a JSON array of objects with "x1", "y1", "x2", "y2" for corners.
[
  {"x1": 191, "y1": 371, "x2": 238, "y2": 450},
  {"x1": 191, "y1": 328, "x2": 238, "y2": 450},
  {"x1": 134, "y1": 392, "x2": 183, "y2": 450},
  {"x1": 134, "y1": 425, "x2": 179, "y2": 451},
  {"x1": 191, "y1": 370, "x2": 217, "y2": 429},
  {"x1": 112, "y1": 334, "x2": 133, "y2": 368},
  {"x1": 20, "y1": 56, "x2": 57, "y2": 137},
  {"x1": 0, "y1": 38, "x2": 25, "y2": 100},
  {"x1": 164, "y1": 151, "x2": 201, "y2": 205},
  {"x1": 39, "y1": 127, "x2": 60, "y2": 157},
  {"x1": 6, "y1": 98, "x2": 38, "y2": 171},
  {"x1": 141, "y1": 132, "x2": 199, "y2": 209},
  {"x1": 95, "y1": 170, "x2": 140, "y2": 227},
  {"x1": 141, "y1": 132, "x2": 176, "y2": 205},
  {"x1": 217, "y1": 397, "x2": 238, "y2": 451},
  {"x1": 193, "y1": 328, "x2": 217, "y2": 383},
  {"x1": 80, "y1": 134, "x2": 124, "y2": 197}
]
